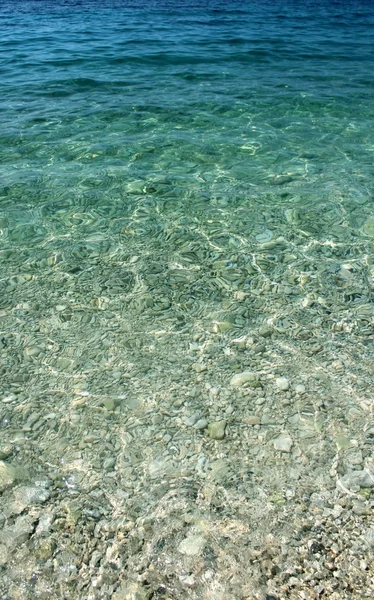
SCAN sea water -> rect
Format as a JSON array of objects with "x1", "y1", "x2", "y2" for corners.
[{"x1": 1, "y1": 1, "x2": 374, "y2": 598}]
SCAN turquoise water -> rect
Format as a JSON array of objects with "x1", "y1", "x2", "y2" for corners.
[
  {"x1": 1, "y1": 0, "x2": 374, "y2": 213},
  {"x1": 1, "y1": 1, "x2": 374, "y2": 598},
  {"x1": 1, "y1": 0, "x2": 374, "y2": 312},
  {"x1": 1, "y1": 0, "x2": 374, "y2": 338}
]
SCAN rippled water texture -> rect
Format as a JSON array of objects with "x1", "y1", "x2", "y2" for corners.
[{"x1": 1, "y1": 1, "x2": 374, "y2": 598}]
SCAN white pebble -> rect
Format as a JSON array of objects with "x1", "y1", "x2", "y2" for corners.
[
  {"x1": 275, "y1": 377, "x2": 290, "y2": 391},
  {"x1": 274, "y1": 436, "x2": 293, "y2": 452},
  {"x1": 178, "y1": 535, "x2": 206, "y2": 556}
]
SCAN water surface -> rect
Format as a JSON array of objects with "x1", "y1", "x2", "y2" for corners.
[{"x1": 1, "y1": 1, "x2": 374, "y2": 598}]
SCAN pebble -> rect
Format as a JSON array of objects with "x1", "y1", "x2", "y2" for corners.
[
  {"x1": 0, "y1": 544, "x2": 8, "y2": 567},
  {"x1": 193, "y1": 418, "x2": 208, "y2": 430},
  {"x1": 35, "y1": 538, "x2": 55, "y2": 561},
  {"x1": 179, "y1": 574, "x2": 195, "y2": 587},
  {"x1": 193, "y1": 363, "x2": 207, "y2": 372},
  {"x1": 275, "y1": 377, "x2": 290, "y2": 391},
  {"x1": 195, "y1": 454, "x2": 208, "y2": 477},
  {"x1": 212, "y1": 320, "x2": 235, "y2": 333},
  {"x1": 183, "y1": 413, "x2": 200, "y2": 426},
  {"x1": 178, "y1": 534, "x2": 206, "y2": 556},
  {"x1": 261, "y1": 414, "x2": 276, "y2": 425},
  {"x1": 102, "y1": 398, "x2": 115, "y2": 411},
  {"x1": 148, "y1": 456, "x2": 175, "y2": 479},
  {"x1": 103, "y1": 457, "x2": 116, "y2": 471},
  {"x1": 256, "y1": 229, "x2": 273, "y2": 243},
  {"x1": 243, "y1": 415, "x2": 261, "y2": 425},
  {"x1": 1, "y1": 394, "x2": 17, "y2": 404},
  {"x1": 230, "y1": 371, "x2": 261, "y2": 388},
  {"x1": 207, "y1": 421, "x2": 226, "y2": 440},
  {"x1": 112, "y1": 581, "x2": 150, "y2": 600},
  {"x1": 363, "y1": 216, "x2": 374, "y2": 236},
  {"x1": 0, "y1": 461, "x2": 17, "y2": 492},
  {"x1": 24, "y1": 345, "x2": 44, "y2": 358},
  {"x1": 7, "y1": 485, "x2": 50, "y2": 516},
  {"x1": 210, "y1": 459, "x2": 231, "y2": 483},
  {"x1": 35, "y1": 513, "x2": 55, "y2": 536},
  {"x1": 334, "y1": 433, "x2": 351, "y2": 451},
  {"x1": 258, "y1": 325, "x2": 272, "y2": 338},
  {"x1": 0, "y1": 516, "x2": 35, "y2": 550},
  {"x1": 364, "y1": 528, "x2": 374, "y2": 550},
  {"x1": 127, "y1": 180, "x2": 145, "y2": 194},
  {"x1": 273, "y1": 435, "x2": 293, "y2": 452},
  {"x1": 337, "y1": 469, "x2": 374, "y2": 490},
  {"x1": 252, "y1": 343, "x2": 266, "y2": 354},
  {"x1": 352, "y1": 501, "x2": 370, "y2": 516},
  {"x1": 55, "y1": 357, "x2": 73, "y2": 370},
  {"x1": 0, "y1": 444, "x2": 13, "y2": 460}
]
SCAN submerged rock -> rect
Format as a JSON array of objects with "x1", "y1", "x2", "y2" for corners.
[
  {"x1": 275, "y1": 377, "x2": 290, "y2": 391},
  {"x1": 0, "y1": 516, "x2": 35, "y2": 550},
  {"x1": 0, "y1": 461, "x2": 17, "y2": 492},
  {"x1": 362, "y1": 216, "x2": 374, "y2": 236},
  {"x1": 147, "y1": 456, "x2": 175, "y2": 479},
  {"x1": 113, "y1": 581, "x2": 150, "y2": 600},
  {"x1": 338, "y1": 469, "x2": 374, "y2": 490},
  {"x1": 0, "y1": 445, "x2": 13, "y2": 460},
  {"x1": 273, "y1": 436, "x2": 293, "y2": 452},
  {"x1": 207, "y1": 421, "x2": 226, "y2": 440},
  {"x1": 209, "y1": 459, "x2": 231, "y2": 483},
  {"x1": 230, "y1": 371, "x2": 261, "y2": 388},
  {"x1": 7, "y1": 485, "x2": 50, "y2": 517},
  {"x1": 0, "y1": 544, "x2": 8, "y2": 567},
  {"x1": 178, "y1": 534, "x2": 206, "y2": 556}
]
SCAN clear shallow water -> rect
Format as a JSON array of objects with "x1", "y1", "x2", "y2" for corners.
[
  {"x1": 1, "y1": 0, "x2": 374, "y2": 328},
  {"x1": 1, "y1": 1, "x2": 374, "y2": 598},
  {"x1": 1, "y1": 0, "x2": 374, "y2": 301}
]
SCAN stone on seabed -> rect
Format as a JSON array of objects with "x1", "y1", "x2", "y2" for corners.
[
  {"x1": 178, "y1": 534, "x2": 206, "y2": 556},
  {"x1": 338, "y1": 469, "x2": 374, "y2": 490},
  {"x1": 207, "y1": 420, "x2": 226, "y2": 440},
  {"x1": 275, "y1": 377, "x2": 290, "y2": 391},
  {"x1": 112, "y1": 581, "x2": 150, "y2": 600},
  {"x1": 0, "y1": 461, "x2": 16, "y2": 492},
  {"x1": 274, "y1": 435, "x2": 293, "y2": 452},
  {"x1": 230, "y1": 371, "x2": 261, "y2": 387}
]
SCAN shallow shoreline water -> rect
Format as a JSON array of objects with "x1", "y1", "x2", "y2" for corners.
[{"x1": 1, "y1": 1, "x2": 374, "y2": 598}]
